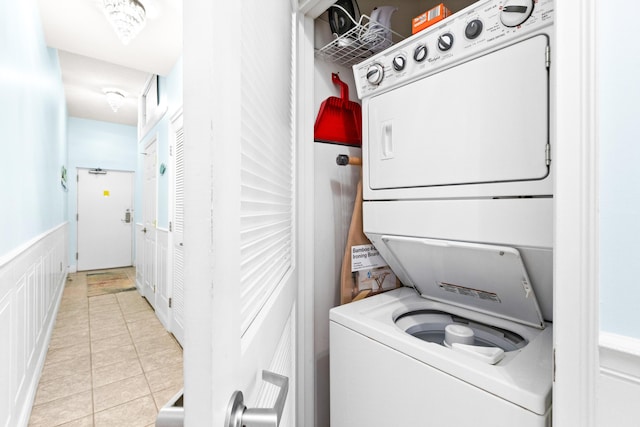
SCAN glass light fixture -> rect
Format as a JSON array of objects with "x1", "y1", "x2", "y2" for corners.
[
  {"x1": 103, "y1": 89, "x2": 127, "y2": 112},
  {"x1": 102, "y1": 0, "x2": 146, "y2": 45}
]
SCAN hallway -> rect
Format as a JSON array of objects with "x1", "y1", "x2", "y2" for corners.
[{"x1": 28, "y1": 268, "x2": 183, "y2": 427}]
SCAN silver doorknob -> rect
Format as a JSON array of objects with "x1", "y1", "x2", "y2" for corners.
[{"x1": 225, "y1": 370, "x2": 289, "y2": 427}]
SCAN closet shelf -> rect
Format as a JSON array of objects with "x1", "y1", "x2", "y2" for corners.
[{"x1": 315, "y1": 14, "x2": 404, "y2": 68}]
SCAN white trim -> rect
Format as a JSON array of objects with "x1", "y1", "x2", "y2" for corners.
[
  {"x1": 0, "y1": 222, "x2": 68, "y2": 269},
  {"x1": 553, "y1": 0, "x2": 599, "y2": 425},
  {"x1": 600, "y1": 332, "x2": 640, "y2": 382},
  {"x1": 138, "y1": 74, "x2": 169, "y2": 141},
  {"x1": 296, "y1": 12, "x2": 316, "y2": 427},
  {"x1": 169, "y1": 105, "x2": 183, "y2": 125}
]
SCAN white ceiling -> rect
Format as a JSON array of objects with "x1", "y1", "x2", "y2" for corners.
[{"x1": 37, "y1": 0, "x2": 182, "y2": 126}]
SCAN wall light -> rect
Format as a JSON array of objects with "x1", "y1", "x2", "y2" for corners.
[{"x1": 103, "y1": 89, "x2": 127, "y2": 112}]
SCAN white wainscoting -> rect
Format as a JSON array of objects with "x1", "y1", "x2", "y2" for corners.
[
  {"x1": 0, "y1": 223, "x2": 68, "y2": 427},
  {"x1": 598, "y1": 332, "x2": 640, "y2": 426}
]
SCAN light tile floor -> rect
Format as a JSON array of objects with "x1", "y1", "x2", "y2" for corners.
[{"x1": 29, "y1": 267, "x2": 183, "y2": 427}]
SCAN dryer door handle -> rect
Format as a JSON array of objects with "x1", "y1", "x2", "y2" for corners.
[{"x1": 381, "y1": 120, "x2": 394, "y2": 159}]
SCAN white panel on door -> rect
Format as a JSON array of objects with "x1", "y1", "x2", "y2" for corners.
[
  {"x1": 239, "y1": 10, "x2": 294, "y2": 336},
  {"x1": 253, "y1": 306, "x2": 296, "y2": 427},
  {"x1": 143, "y1": 139, "x2": 157, "y2": 305},
  {"x1": 368, "y1": 35, "x2": 549, "y2": 190}
]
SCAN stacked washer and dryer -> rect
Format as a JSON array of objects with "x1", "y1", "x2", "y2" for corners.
[{"x1": 330, "y1": 0, "x2": 555, "y2": 425}]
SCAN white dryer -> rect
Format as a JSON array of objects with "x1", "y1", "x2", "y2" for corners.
[{"x1": 330, "y1": 0, "x2": 555, "y2": 425}]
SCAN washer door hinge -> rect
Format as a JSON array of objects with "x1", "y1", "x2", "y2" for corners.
[
  {"x1": 545, "y1": 45, "x2": 551, "y2": 68},
  {"x1": 552, "y1": 348, "x2": 556, "y2": 382},
  {"x1": 545, "y1": 143, "x2": 551, "y2": 166},
  {"x1": 169, "y1": 297, "x2": 172, "y2": 308}
]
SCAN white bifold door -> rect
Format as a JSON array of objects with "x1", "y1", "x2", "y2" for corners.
[
  {"x1": 77, "y1": 168, "x2": 134, "y2": 271},
  {"x1": 183, "y1": 0, "x2": 298, "y2": 425},
  {"x1": 170, "y1": 111, "x2": 185, "y2": 346}
]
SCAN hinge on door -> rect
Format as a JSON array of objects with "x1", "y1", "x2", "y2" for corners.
[
  {"x1": 169, "y1": 146, "x2": 173, "y2": 156},
  {"x1": 169, "y1": 297, "x2": 172, "y2": 308},
  {"x1": 76, "y1": 252, "x2": 78, "y2": 260},
  {"x1": 76, "y1": 213, "x2": 79, "y2": 221},
  {"x1": 545, "y1": 45, "x2": 551, "y2": 68},
  {"x1": 545, "y1": 143, "x2": 551, "y2": 166},
  {"x1": 169, "y1": 221, "x2": 172, "y2": 232},
  {"x1": 154, "y1": 285, "x2": 156, "y2": 292},
  {"x1": 76, "y1": 174, "x2": 79, "y2": 182},
  {"x1": 553, "y1": 348, "x2": 556, "y2": 382}
]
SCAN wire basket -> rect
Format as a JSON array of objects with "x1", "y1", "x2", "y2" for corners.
[{"x1": 316, "y1": 14, "x2": 404, "y2": 68}]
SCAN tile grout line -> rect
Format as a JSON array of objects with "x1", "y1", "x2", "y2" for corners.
[
  {"x1": 84, "y1": 272, "x2": 98, "y2": 427},
  {"x1": 118, "y1": 290, "x2": 160, "y2": 412}
]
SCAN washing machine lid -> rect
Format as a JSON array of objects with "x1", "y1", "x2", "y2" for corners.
[{"x1": 380, "y1": 236, "x2": 545, "y2": 329}]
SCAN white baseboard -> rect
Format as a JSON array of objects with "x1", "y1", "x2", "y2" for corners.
[
  {"x1": 600, "y1": 332, "x2": 640, "y2": 382},
  {"x1": 598, "y1": 332, "x2": 640, "y2": 427}
]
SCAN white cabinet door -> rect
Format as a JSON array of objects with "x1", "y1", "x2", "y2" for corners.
[
  {"x1": 77, "y1": 169, "x2": 133, "y2": 271},
  {"x1": 170, "y1": 113, "x2": 185, "y2": 346},
  {"x1": 183, "y1": 0, "x2": 297, "y2": 425}
]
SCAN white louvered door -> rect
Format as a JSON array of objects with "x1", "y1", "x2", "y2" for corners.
[
  {"x1": 182, "y1": 0, "x2": 298, "y2": 425},
  {"x1": 170, "y1": 112, "x2": 185, "y2": 346}
]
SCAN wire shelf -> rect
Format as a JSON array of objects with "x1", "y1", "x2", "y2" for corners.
[{"x1": 315, "y1": 14, "x2": 405, "y2": 68}]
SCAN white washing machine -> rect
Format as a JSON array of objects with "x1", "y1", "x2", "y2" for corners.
[
  {"x1": 330, "y1": 234, "x2": 553, "y2": 426},
  {"x1": 330, "y1": 0, "x2": 554, "y2": 425}
]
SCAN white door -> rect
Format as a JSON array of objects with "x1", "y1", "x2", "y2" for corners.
[
  {"x1": 77, "y1": 168, "x2": 134, "y2": 271},
  {"x1": 183, "y1": 0, "x2": 297, "y2": 425},
  {"x1": 143, "y1": 138, "x2": 157, "y2": 306},
  {"x1": 169, "y1": 112, "x2": 186, "y2": 346}
]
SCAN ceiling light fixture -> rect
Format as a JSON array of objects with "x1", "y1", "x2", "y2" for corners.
[
  {"x1": 102, "y1": 0, "x2": 146, "y2": 45},
  {"x1": 103, "y1": 89, "x2": 127, "y2": 112}
]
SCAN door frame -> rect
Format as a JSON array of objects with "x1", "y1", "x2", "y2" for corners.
[
  {"x1": 553, "y1": 0, "x2": 599, "y2": 425},
  {"x1": 295, "y1": 0, "x2": 600, "y2": 425}
]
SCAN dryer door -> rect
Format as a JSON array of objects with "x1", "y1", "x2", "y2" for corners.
[{"x1": 367, "y1": 35, "x2": 549, "y2": 190}]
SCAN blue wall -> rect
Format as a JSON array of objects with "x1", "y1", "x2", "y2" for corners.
[
  {"x1": 0, "y1": 0, "x2": 68, "y2": 258},
  {"x1": 67, "y1": 118, "x2": 137, "y2": 268},
  {"x1": 599, "y1": 0, "x2": 640, "y2": 338}
]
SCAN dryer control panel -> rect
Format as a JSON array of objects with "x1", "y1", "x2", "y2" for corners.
[{"x1": 353, "y1": 0, "x2": 554, "y2": 99}]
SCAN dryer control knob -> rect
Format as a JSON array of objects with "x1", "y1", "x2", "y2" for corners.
[
  {"x1": 500, "y1": 0, "x2": 534, "y2": 27},
  {"x1": 437, "y1": 33, "x2": 454, "y2": 51},
  {"x1": 366, "y1": 63, "x2": 384, "y2": 85},
  {"x1": 465, "y1": 19, "x2": 483, "y2": 39},
  {"x1": 414, "y1": 44, "x2": 428, "y2": 63},
  {"x1": 392, "y1": 55, "x2": 406, "y2": 71}
]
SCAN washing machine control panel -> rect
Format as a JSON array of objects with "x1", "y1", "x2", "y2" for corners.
[{"x1": 353, "y1": 0, "x2": 553, "y2": 97}]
